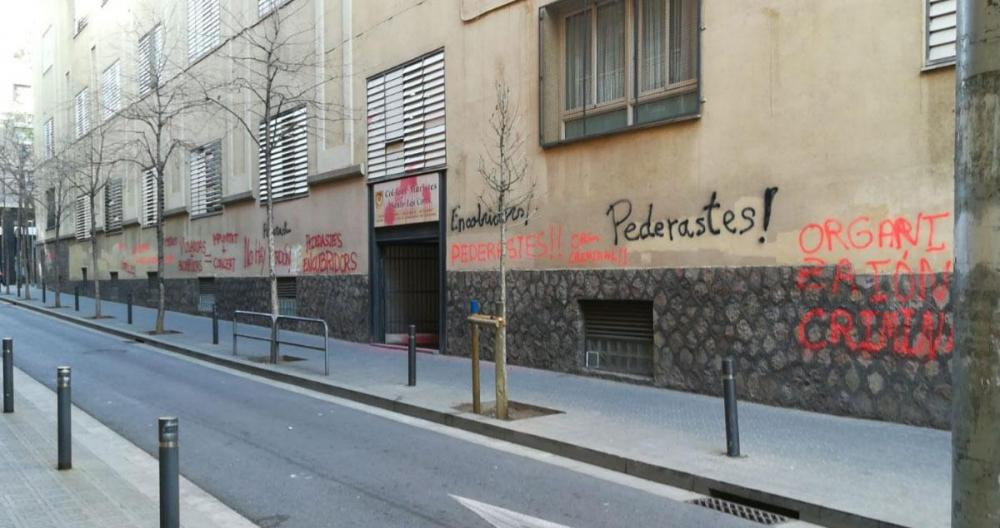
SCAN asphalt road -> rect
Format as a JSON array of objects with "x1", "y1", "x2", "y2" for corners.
[{"x1": 0, "y1": 303, "x2": 756, "y2": 528}]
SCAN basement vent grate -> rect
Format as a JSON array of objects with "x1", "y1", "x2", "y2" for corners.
[{"x1": 688, "y1": 497, "x2": 789, "y2": 525}]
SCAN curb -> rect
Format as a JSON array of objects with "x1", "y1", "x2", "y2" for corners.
[{"x1": 1, "y1": 294, "x2": 907, "y2": 528}]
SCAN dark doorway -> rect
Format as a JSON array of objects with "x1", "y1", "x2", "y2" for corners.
[{"x1": 381, "y1": 243, "x2": 439, "y2": 347}]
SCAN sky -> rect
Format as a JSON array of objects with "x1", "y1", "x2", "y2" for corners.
[{"x1": 0, "y1": 0, "x2": 40, "y2": 114}]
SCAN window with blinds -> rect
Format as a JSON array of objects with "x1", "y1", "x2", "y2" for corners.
[
  {"x1": 101, "y1": 61, "x2": 120, "y2": 121},
  {"x1": 258, "y1": 106, "x2": 308, "y2": 202},
  {"x1": 141, "y1": 168, "x2": 161, "y2": 226},
  {"x1": 43, "y1": 119, "x2": 54, "y2": 159},
  {"x1": 137, "y1": 25, "x2": 164, "y2": 96},
  {"x1": 74, "y1": 195, "x2": 92, "y2": 240},
  {"x1": 190, "y1": 141, "x2": 222, "y2": 216},
  {"x1": 580, "y1": 300, "x2": 654, "y2": 377},
  {"x1": 104, "y1": 178, "x2": 123, "y2": 233},
  {"x1": 197, "y1": 277, "x2": 216, "y2": 312},
  {"x1": 926, "y1": 0, "x2": 957, "y2": 67},
  {"x1": 258, "y1": 0, "x2": 291, "y2": 17},
  {"x1": 74, "y1": 87, "x2": 90, "y2": 139},
  {"x1": 276, "y1": 276, "x2": 297, "y2": 316},
  {"x1": 366, "y1": 50, "x2": 446, "y2": 180},
  {"x1": 188, "y1": 0, "x2": 220, "y2": 62}
]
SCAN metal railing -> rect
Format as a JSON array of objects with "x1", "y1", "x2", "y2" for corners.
[{"x1": 232, "y1": 310, "x2": 329, "y2": 375}]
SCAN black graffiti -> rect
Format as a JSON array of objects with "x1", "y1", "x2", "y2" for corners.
[
  {"x1": 263, "y1": 221, "x2": 292, "y2": 238},
  {"x1": 449, "y1": 203, "x2": 530, "y2": 233},
  {"x1": 606, "y1": 187, "x2": 779, "y2": 246}
]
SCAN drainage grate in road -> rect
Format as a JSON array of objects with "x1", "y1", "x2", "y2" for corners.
[{"x1": 688, "y1": 497, "x2": 789, "y2": 525}]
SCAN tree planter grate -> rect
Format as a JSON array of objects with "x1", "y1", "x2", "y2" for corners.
[{"x1": 688, "y1": 497, "x2": 789, "y2": 525}]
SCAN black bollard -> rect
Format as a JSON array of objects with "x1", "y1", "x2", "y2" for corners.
[
  {"x1": 16, "y1": 280, "x2": 21, "y2": 297},
  {"x1": 127, "y1": 293, "x2": 133, "y2": 324},
  {"x1": 158, "y1": 417, "x2": 179, "y2": 528},
  {"x1": 407, "y1": 324, "x2": 416, "y2": 387},
  {"x1": 722, "y1": 358, "x2": 741, "y2": 457},
  {"x1": 2, "y1": 338, "x2": 12, "y2": 413},
  {"x1": 211, "y1": 304, "x2": 219, "y2": 345},
  {"x1": 42, "y1": 280, "x2": 46, "y2": 303},
  {"x1": 74, "y1": 286, "x2": 79, "y2": 311},
  {"x1": 57, "y1": 366, "x2": 71, "y2": 470}
]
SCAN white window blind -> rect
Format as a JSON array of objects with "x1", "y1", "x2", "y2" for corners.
[
  {"x1": 258, "y1": 0, "x2": 291, "y2": 17},
  {"x1": 258, "y1": 106, "x2": 308, "y2": 202},
  {"x1": 104, "y1": 177, "x2": 123, "y2": 233},
  {"x1": 190, "y1": 141, "x2": 222, "y2": 215},
  {"x1": 43, "y1": 119, "x2": 54, "y2": 159},
  {"x1": 926, "y1": 0, "x2": 957, "y2": 66},
  {"x1": 101, "y1": 61, "x2": 120, "y2": 121},
  {"x1": 74, "y1": 195, "x2": 92, "y2": 240},
  {"x1": 366, "y1": 50, "x2": 446, "y2": 179},
  {"x1": 141, "y1": 168, "x2": 161, "y2": 226},
  {"x1": 74, "y1": 87, "x2": 90, "y2": 139},
  {"x1": 138, "y1": 25, "x2": 164, "y2": 96},
  {"x1": 188, "y1": 0, "x2": 220, "y2": 61}
]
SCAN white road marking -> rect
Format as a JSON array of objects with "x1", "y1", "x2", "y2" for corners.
[{"x1": 452, "y1": 495, "x2": 573, "y2": 528}]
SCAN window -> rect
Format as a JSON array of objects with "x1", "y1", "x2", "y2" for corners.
[
  {"x1": 42, "y1": 118, "x2": 54, "y2": 159},
  {"x1": 258, "y1": 0, "x2": 291, "y2": 17},
  {"x1": 188, "y1": 0, "x2": 220, "y2": 61},
  {"x1": 141, "y1": 168, "x2": 161, "y2": 226},
  {"x1": 101, "y1": 61, "x2": 121, "y2": 120},
  {"x1": 581, "y1": 300, "x2": 654, "y2": 377},
  {"x1": 104, "y1": 178, "x2": 123, "y2": 233},
  {"x1": 74, "y1": 194, "x2": 92, "y2": 240},
  {"x1": 45, "y1": 188, "x2": 56, "y2": 230},
  {"x1": 81, "y1": 267, "x2": 88, "y2": 281},
  {"x1": 41, "y1": 26, "x2": 54, "y2": 73},
  {"x1": 197, "y1": 277, "x2": 216, "y2": 312},
  {"x1": 137, "y1": 25, "x2": 164, "y2": 96},
  {"x1": 190, "y1": 141, "x2": 222, "y2": 216},
  {"x1": 366, "y1": 50, "x2": 445, "y2": 180},
  {"x1": 74, "y1": 87, "x2": 91, "y2": 139},
  {"x1": 258, "y1": 106, "x2": 308, "y2": 202},
  {"x1": 147, "y1": 271, "x2": 158, "y2": 288},
  {"x1": 539, "y1": 0, "x2": 700, "y2": 144},
  {"x1": 110, "y1": 271, "x2": 118, "y2": 282},
  {"x1": 926, "y1": 0, "x2": 957, "y2": 67},
  {"x1": 276, "y1": 277, "x2": 296, "y2": 316}
]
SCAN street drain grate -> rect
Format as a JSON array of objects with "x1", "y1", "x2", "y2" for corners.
[{"x1": 688, "y1": 497, "x2": 789, "y2": 525}]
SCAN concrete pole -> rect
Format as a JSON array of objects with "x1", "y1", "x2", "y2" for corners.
[{"x1": 953, "y1": 1, "x2": 1000, "y2": 525}]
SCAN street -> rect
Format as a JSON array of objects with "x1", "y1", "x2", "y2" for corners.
[{"x1": 0, "y1": 302, "x2": 757, "y2": 528}]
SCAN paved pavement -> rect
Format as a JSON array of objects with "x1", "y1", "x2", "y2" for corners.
[
  {"x1": 0, "y1": 294, "x2": 764, "y2": 528},
  {"x1": 8, "y1": 285, "x2": 951, "y2": 527},
  {"x1": 0, "y1": 364, "x2": 253, "y2": 528}
]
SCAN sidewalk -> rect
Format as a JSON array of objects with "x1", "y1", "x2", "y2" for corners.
[
  {"x1": 0, "y1": 363, "x2": 254, "y2": 528},
  {"x1": 7, "y1": 285, "x2": 949, "y2": 528}
]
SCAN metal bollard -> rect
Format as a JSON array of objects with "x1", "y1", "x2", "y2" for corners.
[
  {"x1": 211, "y1": 304, "x2": 219, "y2": 345},
  {"x1": 722, "y1": 358, "x2": 741, "y2": 457},
  {"x1": 2, "y1": 338, "x2": 12, "y2": 413},
  {"x1": 57, "y1": 366, "x2": 71, "y2": 470},
  {"x1": 158, "y1": 417, "x2": 179, "y2": 528},
  {"x1": 42, "y1": 281, "x2": 46, "y2": 303},
  {"x1": 16, "y1": 281, "x2": 21, "y2": 297},
  {"x1": 407, "y1": 324, "x2": 416, "y2": 387},
  {"x1": 74, "y1": 287, "x2": 79, "y2": 311},
  {"x1": 127, "y1": 293, "x2": 133, "y2": 324}
]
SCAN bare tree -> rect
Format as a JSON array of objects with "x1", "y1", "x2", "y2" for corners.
[
  {"x1": 0, "y1": 113, "x2": 36, "y2": 300},
  {"x1": 477, "y1": 79, "x2": 535, "y2": 420},
  {"x1": 199, "y1": 1, "x2": 344, "y2": 319},
  {"x1": 65, "y1": 119, "x2": 122, "y2": 318},
  {"x1": 35, "y1": 157, "x2": 76, "y2": 307}
]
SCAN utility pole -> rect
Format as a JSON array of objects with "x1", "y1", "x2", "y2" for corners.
[{"x1": 953, "y1": 0, "x2": 1000, "y2": 526}]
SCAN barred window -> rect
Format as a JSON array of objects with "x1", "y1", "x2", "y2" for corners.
[
  {"x1": 137, "y1": 25, "x2": 164, "y2": 96},
  {"x1": 141, "y1": 168, "x2": 161, "y2": 226},
  {"x1": 258, "y1": 107, "x2": 308, "y2": 202},
  {"x1": 43, "y1": 119, "x2": 54, "y2": 159},
  {"x1": 104, "y1": 177, "x2": 123, "y2": 233},
  {"x1": 74, "y1": 195, "x2": 92, "y2": 240},
  {"x1": 74, "y1": 87, "x2": 91, "y2": 139},
  {"x1": 925, "y1": 0, "x2": 957, "y2": 67},
  {"x1": 190, "y1": 141, "x2": 222, "y2": 216},
  {"x1": 258, "y1": 0, "x2": 291, "y2": 17},
  {"x1": 101, "y1": 61, "x2": 120, "y2": 120},
  {"x1": 188, "y1": 0, "x2": 220, "y2": 61}
]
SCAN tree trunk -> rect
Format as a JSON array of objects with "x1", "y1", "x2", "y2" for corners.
[
  {"x1": 952, "y1": 0, "x2": 1000, "y2": 525},
  {"x1": 495, "y1": 195, "x2": 508, "y2": 420},
  {"x1": 53, "y1": 233, "x2": 62, "y2": 307},
  {"x1": 90, "y1": 194, "x2": 100, "y2": 318},
  {"x1": 18, "y1": 199, "x2": 29, "y2": 300},
  {"x1": 155, "y1": 174, "x2": 166, "y2": 333}
]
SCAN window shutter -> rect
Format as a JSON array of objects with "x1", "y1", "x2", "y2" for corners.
[
  {"x1": 46, "y1": 188, "x2": 56, "y2": 229},
  {"x1": 138, "y1": 25, "x2": 163, "y2": 95},
  {"x1": 74, "y1": 88, "x2": 90, "y2": 139},
  {"x1": 74, "y1": 195, "x2": 92, "y2": 240},
  {"x1": 366, "y1": 50, "x2": 446, "y2": 179},
  {"x1": 101, "y1": 61, "x2": 120, "y2": 121},
  {"x1": 926, "y1": 0, "x2": 957, "y2": 66},
  {"x1": 258, "y1": 106, "x2": 308, "y2": 202},
  {"x1": 190, "y1": 141, "x2": 221, "y2": 215},
  {"x1": 43, "y1": 119, "x2": 54, "y2": 159},
  {"x1": 142, "y1": 168, "x2": 160, "y2": 226},
  {"x1": 104, "y1": 178, "x2": 123, "y2": 233},
  {"x1": 188, "y1": 0, "x2": 220, "y2": 61},
  {"x1": 258, "y1": 0, "x2": 291, "y2": 17}
]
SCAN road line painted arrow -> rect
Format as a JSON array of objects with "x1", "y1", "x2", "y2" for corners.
[{"x1": 451, "y1": 495, "x2": 574, "y2": 528}]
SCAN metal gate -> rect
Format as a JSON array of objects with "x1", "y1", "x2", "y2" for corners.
[
  {"x1": 581, "y1": 300, "x2": 654, "y2": 377},
  {"x1": 382, "y1": 244, "x2": 439, "y2": 345}
]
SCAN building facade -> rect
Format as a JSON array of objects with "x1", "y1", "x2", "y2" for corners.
[{"x1": 35, "y1": 0, "x2": 957, "y2": 427}]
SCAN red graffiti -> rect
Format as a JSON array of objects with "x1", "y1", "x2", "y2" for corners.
[
  {"x1": 178, "y1": 259, "x2": 202, "y2": 272},
  {"x1": 213, "y1": 232, "x2": 239, "y2": 245},
  {"x1": 114, "y1": 243, "x2": 127, "y2": 252},
  {"x1": 797, "y1": 212, "x2": 949, "y2": 256},
  {"x1": 302, "y1": 251, "x2": 358, "y2": 274},
  {"x1": 121, "y1": 262, "x2": 136, "y2": 276},
  {"x1": 569, "y1": 231, "x2": 629, "y2": 266},
  {"x1": 132, "y1": 243, "x2": 150, "y2": 255},
  {"x1": 306, "y1": 233, "x2": 343, "y2": 250},
  {"x1": 243, "y1": 238, "x2": 291, "y2": 269},
  {"x1": 212, "y1": 257, "x2": 235, "y2": 271},
  {"x1": 795, "y1": 257, "x2": 951, "y2": 307},
  {"x1": 182, "y1": 240, "x2": 206, "y2": 254},
  {"x1": 796, "y1": 307, "x2": 953, "y2": 361},
  {"x1": 450, "y1": 225, "x2": 564, "y2": 264},
  {"x1": 135, "y1": 255, "x2": 176, "y2": 266},
  {"x1": 165, "y1": 236, "x2": 178, "y2": 247}
]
